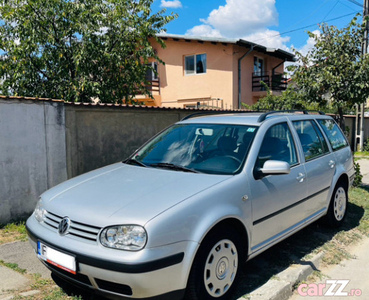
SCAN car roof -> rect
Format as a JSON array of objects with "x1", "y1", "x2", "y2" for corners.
[{"x1": 178, "y1": 111, "x2": 331, "y2": 126}]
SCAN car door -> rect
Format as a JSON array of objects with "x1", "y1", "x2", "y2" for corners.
[
  {"x1": 249, "y1": 122, "x2": 308, "y2": 253},
  {"x1": 292, "y1": 120, "x2": 335, "y2": 218}
]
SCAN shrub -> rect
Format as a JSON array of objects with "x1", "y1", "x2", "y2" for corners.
[{"x1": 353, "y1": 162, "x2": 363, "y2": 187}]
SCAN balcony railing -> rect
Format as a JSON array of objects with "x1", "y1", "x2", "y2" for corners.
[
  {"x1": 252, "y1": 72, "x2": 288, "y2": 92},
  {"x1": 145, "y1": 78, "x2": 160, "y2": 94}
]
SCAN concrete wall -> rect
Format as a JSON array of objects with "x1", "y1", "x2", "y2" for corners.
[
  {"x1": 0, "y1": 99, "x2": 199, "y2": 223},
  {"x1": 0, "y1": 99, "x2": 67, "y2": 224},
  {"x1": 65, "y1": 104, "x2": 194, "y2": 178}
]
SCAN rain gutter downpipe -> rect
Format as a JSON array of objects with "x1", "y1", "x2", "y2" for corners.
[{"x1": 238, "y1": 44, "x2": 254, "y2": 109}]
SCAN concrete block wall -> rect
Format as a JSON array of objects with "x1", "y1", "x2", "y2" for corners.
[
  {"x1": 0, "y1": 99, "x2": 67, "y2": 224},
  {"x1": 64, "y1": 104, "x2": 194, "y2": 178},
  {"x1": 0, "y1": 98, "x2": 196, "y2": 223}
]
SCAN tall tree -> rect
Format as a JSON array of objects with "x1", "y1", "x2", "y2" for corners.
[
  {"x1": 0, "y1": 0, "x2": 176, "y2": 103},
  {"x1": 289, "y1": 15, "x2": 369, "y2": 128}
]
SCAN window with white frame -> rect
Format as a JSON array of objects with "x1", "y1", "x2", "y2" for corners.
[{"x1": 184, "y1": 54, "x2": 207, "y2": 75}]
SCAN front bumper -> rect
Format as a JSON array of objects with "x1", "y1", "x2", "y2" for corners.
[{"x1": 26, "y1": 216, "x2": 198, "y2": 299}]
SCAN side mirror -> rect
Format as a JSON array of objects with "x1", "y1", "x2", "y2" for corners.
[{"x1": 260, "y1": 160, "x2": 291, "y2": 176}]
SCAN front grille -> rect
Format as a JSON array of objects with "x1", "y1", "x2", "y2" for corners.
[
  {"x1": 44, "y1": 211, "x2": 101, "y2": 242},
  {"x1": 95, "y1": 278, "x2": 133, "y2": 296}
]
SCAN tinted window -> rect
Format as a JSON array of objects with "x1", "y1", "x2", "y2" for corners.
[
  {"x1": 318, "y1": 119, "x2": 348, "y2": 151},
  {"x1": 293, "y1": 120, "x2": 329, "y2": 161},
  {"x1": 257, "y1": 123, "x2": 298, "y2": 168}
]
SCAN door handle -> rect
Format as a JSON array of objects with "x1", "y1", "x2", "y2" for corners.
[
  {"x1": 296, "y1": 173, "x2": 306, "y2": 183},
  {"x1": 329, "y1": 160, "x2": 336, "y2": 169}
]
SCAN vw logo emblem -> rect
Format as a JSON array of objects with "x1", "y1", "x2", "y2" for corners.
[{"x1": 58, "y1": 217, "x2": 71, "y2": 236}]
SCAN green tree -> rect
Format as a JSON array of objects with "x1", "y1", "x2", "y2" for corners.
[
  {"x1": 288, "y1": 15, "x2": 369, "y2": 129},
  {"x1": 243, "y1": 82, "x2": 327, "y2": 112},
  {"x1": 0, "y1": 0, "x2": 176, "y2": 103}
]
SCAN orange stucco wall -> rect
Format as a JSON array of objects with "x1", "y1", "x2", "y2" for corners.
[{"x1": 150, "y1": 38, "x2": 287, "y2": 109}]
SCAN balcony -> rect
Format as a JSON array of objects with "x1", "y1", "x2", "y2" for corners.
[
  {"x1": 252, "y1": 72, "x2": 288, "y2": 92},
  {"x1": 145, "y1": 78, "x2": 160, "y2": 94},
  {"x1": 133, "y1": 78, "x2": 161, "y2": 106}
]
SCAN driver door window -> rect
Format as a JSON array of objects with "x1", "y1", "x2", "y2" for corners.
[{"x1": 257, "y1": 122, "x2": 298, "y2": 169}]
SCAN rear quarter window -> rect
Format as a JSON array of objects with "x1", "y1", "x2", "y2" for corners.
[{"x1": 317, "y1": 119, "x2": 348, "y2": 151}]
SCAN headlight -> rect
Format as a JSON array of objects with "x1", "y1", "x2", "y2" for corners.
[
  {"x1": 34, "y1": 199, "x2": 46, "y2": 223},
  {"x1": 100, "y1": 225, "x2": 147, "y2": 251}
]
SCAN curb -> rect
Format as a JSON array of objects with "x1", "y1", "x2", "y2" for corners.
[{"x1": 239, "y1": 252, "x2": 325, "y2": 300}]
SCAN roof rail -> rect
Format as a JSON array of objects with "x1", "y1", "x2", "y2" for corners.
[
  {"x1": 181, "y1": 110, "x2": 259, "y2": 121},
  {"x1": 257, "y1": 110, "x2": 325, "y2": 123}
]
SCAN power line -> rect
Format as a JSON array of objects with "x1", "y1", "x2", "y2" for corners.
[
  {"x1": 253, "y1": 11, "x2": 360, "y2": 44},
  {"x1": 338, "y1": 0, "x2": 359, "y2": 12},
  {"x1": 283, "y1": 0, "x2": 331, "y2": 33},
  {"x1": 323, "y1": 1, "x2": 340, "y2": 21},
  {"x1": 347, "y1": 0, "x2": 363, "y2": 7}
]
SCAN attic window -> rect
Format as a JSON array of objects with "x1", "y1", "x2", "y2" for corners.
[{"x1": 184, "y1": 54, "x2": 207, "y2": 75}]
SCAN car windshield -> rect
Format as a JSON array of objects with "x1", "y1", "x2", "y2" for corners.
[{"x1": 129, "y1": 124, "x2": 258, "y2": 175}]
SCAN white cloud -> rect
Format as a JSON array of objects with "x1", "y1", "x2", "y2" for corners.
[
  {"x1": 160, "y1": 0, "x2": 182, "y2": 8},
  {"x1": 297, "y1": 30, "x2": 320, "y2": 56},
  {"x1": 241, "y1": 29, "x2": 290, "y2": 50},
  {"x1": 284, "y1": 30, "x2": 321, "y2": 73},
  {"x1": 188, "y1": 0, "x2": 278, "y2": 38},
  {"x1": 185, "y1": 25, "x2": 222, "y2": 38},
  {"x1": 185, "y1": 0, "x2": 292, "y2": 50}
]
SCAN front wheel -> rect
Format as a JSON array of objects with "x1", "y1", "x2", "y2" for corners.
[
  {"x1": 185, "y1": 228, "x2": 243, "y2": 300},
  {"x1": 324, "y1": 183, "x2": 348, "y2": 227}
]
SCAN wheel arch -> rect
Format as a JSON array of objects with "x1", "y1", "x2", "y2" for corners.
[
  {"x1": 197, "y1": 217, "x2": 249, "y2": 260},
  {"x1": 337, "y1": 173, "x2": 349, "y2": 191}
]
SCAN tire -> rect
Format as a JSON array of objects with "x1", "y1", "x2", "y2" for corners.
[
  {"x1": 324, "y1": 183, "x2": 348, "y2": 227},
  {"x1": 185, "y1": 227, "x2": 244, "y2": 300}
]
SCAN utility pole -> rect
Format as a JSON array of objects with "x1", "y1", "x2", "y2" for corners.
[{"x1": 359, "y1": 0, "x2": 369, "y2": 151}]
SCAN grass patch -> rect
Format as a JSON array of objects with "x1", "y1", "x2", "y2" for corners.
[
  {"x1": 348, "y1": 186, "x2": 369, "y2": 235},
  {"x1": 30, "y1": 273, "x2": 54, "y2": 290},
  {"x1": 0, "y1": 221, "x2": 28, "y2": 245},
  {"x1": 7, "y1": 273, "x2": 83, "y2": 300},
  {"x1": 0, "y1": 260, "x2": 27, "y2": 274},
  {"x1": 354, "y1": 152, "x2": 369, "y2": 157}
]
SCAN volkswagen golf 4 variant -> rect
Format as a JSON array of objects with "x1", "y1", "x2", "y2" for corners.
[{"x1": 26, "y1": 111, "x2": 355, "y2": 300}]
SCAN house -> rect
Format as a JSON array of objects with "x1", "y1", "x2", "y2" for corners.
[{"x1": 141, "y1": 34, "x2": 295, "y2": 109}]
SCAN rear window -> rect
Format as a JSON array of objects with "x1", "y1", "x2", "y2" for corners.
[
  {"x1": 317, "y1": 119, "x2": 348, "y2": 151},
  {"x1": 293, "y1": 120, "x2": 329, "y2": 161}
]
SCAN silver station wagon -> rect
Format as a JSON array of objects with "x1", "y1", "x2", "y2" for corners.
[{"x1": 26, "y1": 111, "x2": 355, "y2": 300}]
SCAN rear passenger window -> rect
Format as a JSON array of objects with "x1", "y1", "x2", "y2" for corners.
[
  {"x1": 318, "y1": 119, "x2": 348, "y2": 151},
  {"x1": 293, "y1": 120, "x2": 329, "y2": 161},
  {"x1": 257, "y1": 123, "x2": 298, "y2": 168}
]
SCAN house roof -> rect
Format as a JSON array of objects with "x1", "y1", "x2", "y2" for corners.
[{"x1": 157, "y1": 33, "x2": 295, "y2": 62}]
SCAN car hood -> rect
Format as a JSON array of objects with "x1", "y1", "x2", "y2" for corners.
[{"x1": 41, "y1": 163, "x2": 230, "y2": 227}]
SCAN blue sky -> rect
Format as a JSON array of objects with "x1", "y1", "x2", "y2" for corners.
[{"x1": 152, "y1": 0, "x2": 364, "y2": 53}]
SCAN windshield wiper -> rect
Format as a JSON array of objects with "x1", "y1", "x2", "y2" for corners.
[
  {"x1": 150, "y1": 163, "x2": 200, "y2": 173},
  {"x1": 124, "y1": 158, "x2": 148, "y2": 168}
]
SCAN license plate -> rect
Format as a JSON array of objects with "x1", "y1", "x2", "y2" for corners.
[{"x1": 37, "y1": 241, "x2": 76, "y2": 274}]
